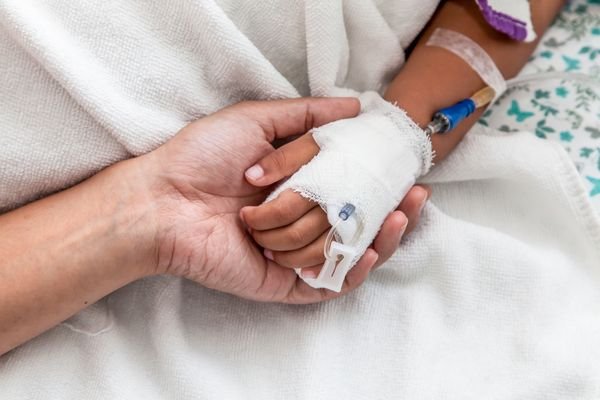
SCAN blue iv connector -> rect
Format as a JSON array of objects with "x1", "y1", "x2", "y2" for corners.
[
  {"x1": 424, "y1": 98, "x2": 476, "y2": 135},
  {"x1": 338, "y1": 204, "x2": 356, "y2": 221}
]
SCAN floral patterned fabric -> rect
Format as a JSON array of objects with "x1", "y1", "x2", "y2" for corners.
[{"x1": 479, "y1": 0, "x2": 600, "y2": 211}]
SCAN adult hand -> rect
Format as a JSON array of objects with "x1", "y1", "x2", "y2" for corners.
[
  {"x1": 241, "y1": 132, "x2": 431, "y2": 276},
  {"x1": 141, "y1": 98, "x2": 429, "y2": 303},
  {"x1": 140, "y1": 98, "x2": 373, "y2": 303},
  {"x1": 0, "y1": 97, "x2": 429, "y2": 354}
]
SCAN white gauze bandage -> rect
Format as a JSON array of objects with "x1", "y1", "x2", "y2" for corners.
[
  {"x1": 266, "y1": 92, "x2": 433, "y2": 291},
  {"x1": 427, "y1": 28, "x2": 507, "y2": 102}
]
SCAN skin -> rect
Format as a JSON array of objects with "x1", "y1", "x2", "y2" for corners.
[
  {"x1": 1, "y1": 0, "x2": 564, "y2": 356},
  {"x1": 0, "y1": 97, "x2": 427, "y2": 356},
  {"x1": 242, "y1": 0, "x2": 564, "y2": 277}
]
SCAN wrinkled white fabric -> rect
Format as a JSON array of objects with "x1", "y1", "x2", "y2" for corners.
[
  {"x1": 1, "y1": 0, "x2": 600, "y2": 399},
  {"x1": 3, "y1": 129, "x2": 600, "y2": 400},
  {"x1": 0, "y1": 0, "x2": 438, "y2": 212},
  {"x1": 267, "y1": 92, "x2": 432, "y2": 287}
]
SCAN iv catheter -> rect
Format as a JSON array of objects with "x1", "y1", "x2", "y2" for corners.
[
  {"x1": 310, "y1": 84, "x2": 501, "y2": 291},
  {"x1": 423, "y1": 86, "x2": 495, "y2": 136},
  {"x1": 304, "y1": 203, "x2": 361, "y2": 292}
]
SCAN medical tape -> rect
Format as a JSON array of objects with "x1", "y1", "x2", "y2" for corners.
[{"x1": 426, "y1": 28, "x2": 506, "y2": 102}]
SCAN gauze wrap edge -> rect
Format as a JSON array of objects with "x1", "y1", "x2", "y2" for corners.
[{"x1": 265, "y1": 92, "x2": 433, "y2": 288}]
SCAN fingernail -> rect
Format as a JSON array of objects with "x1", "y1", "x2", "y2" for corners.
[
  {"x1": 373, "y1": 253, "x2": 379, "y2": 263},
  {"x1": 370, "y1": 253, "x2": 379, "y2": 270},
  {"x1": 419, "y1": 200, "x2": 427, "y2": 215},
  {"x1": 399, "y1": 221, "x2": 408, "y2": 236},
  {"x1": 245, "y1": 165, "x2": 264, "y2": 181},
  {"x1": 301, "y1": 269, "x2": 318, "y2": 279},
  {"x1": 264, "y1": 249, "x2": 274, "y2": 261},
  {"x1": 416, "y1": 184, "x2": 432, "y2": 200},
  {"x1": 418, "y1": 192, "x2": 428, "y2": 214}
]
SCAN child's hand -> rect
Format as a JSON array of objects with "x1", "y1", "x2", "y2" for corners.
[{"x1": 241, "y1": 133, "x2": 430, "y2": 278}]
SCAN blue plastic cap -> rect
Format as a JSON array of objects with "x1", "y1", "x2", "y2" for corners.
[{"x1": 437, "y1": 99, "x2": 476, "y2": 131}]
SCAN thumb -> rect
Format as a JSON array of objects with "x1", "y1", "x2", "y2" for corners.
[{"x1": 233, "y1": 97, "x2": 360, "y2": 142}]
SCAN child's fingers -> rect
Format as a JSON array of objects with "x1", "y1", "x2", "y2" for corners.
[
  {"x1": 244, "y1": 133, "x2": 319, "y2": 187},
  {"x1": 301, "y1": 210, "x2": 409, "y2": 276},
  {"x1": 251, "y1": 207, "x2": 330, "y2": 251},
  {"x1": 263, "y1": 232, "x2": 328, "y2": 268},
  {"x1": 240, "y1": 189, "x2": 316, "y2": 231}
]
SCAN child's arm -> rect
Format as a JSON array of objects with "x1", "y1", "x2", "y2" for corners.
[
  {"x1": 242, "y1": 0, "x2": 564, "y2": 276},
  {"x1": 388, "y1": 0, "x2": 564, "y2": 162}
]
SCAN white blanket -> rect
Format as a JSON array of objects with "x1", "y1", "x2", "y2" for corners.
[{"x1": 1, "y1": 0, "x2": 600, "y2": 398}]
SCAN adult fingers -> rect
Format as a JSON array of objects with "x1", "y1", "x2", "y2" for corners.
[
  {"x1": 371, "y1": 185, "x2": 430, "y2": 269},
  {"x1": 283, "y1": 249, "x2": 378, "y2": 304},
  {"x1": 371, "y1": 211, "x2": 408, "y2": 269},
  {"x1": 232, "y1": 97, "x2": 360, "y2": 142},
  {"x1": 398, "y1": 184, "x2": 430, "y2": 236}
]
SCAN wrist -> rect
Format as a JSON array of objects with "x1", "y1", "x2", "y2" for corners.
[
  {"x1": 384, "y1": 79, "x2": 436, "y2": 128},
  {"x1": 391, "y1": 96, "x2": 436, "y2": 129},
  {"x1": 97, "y1": 157, "x2": 163, "y2": 279},
  {"x1": 127, "y1": 147, "x2": 215, "y2": 278},
  {"x1": 384, "y1": 44, "x2": 486, "y2": 129}
]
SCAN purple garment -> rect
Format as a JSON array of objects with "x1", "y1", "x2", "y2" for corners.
[{"x1": 474, "y1": 0, "x2": 530, "y2": 41}]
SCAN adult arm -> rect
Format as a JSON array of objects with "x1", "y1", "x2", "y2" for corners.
[
  {"x1": 0, "y1": 159, "x2": 156, "y2": 355},
  {"x1": 0, "y1": 97, "x2": 387, "y2": 356}
]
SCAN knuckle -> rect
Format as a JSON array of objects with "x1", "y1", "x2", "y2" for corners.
[
  {"x1": 317, "y1": 211, "x2": 330, "y2": 228},
  {"x1": 270, "y1": 149, "x2": 289, "y2": 172},
  {"x1": 273, "y1": 197, "x2": 295, "y2": 221},
  {"x1": 286, "y1": 227, "x2": 305, "y2": 247},
  {"x1": 303, "y1": 102, "x2": 315, "y2": 132}
]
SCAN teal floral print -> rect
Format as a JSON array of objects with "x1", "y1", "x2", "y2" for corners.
[
  {"x1": 555, "y1": 87, "x2": 568, "y2": 97},
  {"x1": 560, "y1": 131, "x2": 574, "y2": 142},
  {"x1": 587, "y1": 177, "x2": 600, "y2": 196},
  {"x1": 507, "y1": 100, "x2": 535, "y2": 122},
  {"x1": 479, "y1": 0, "x2": 600, "y2": 211}
]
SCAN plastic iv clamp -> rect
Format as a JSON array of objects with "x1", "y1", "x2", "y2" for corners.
[{"x1": 298, "y1": 203, "x2": 360, "y2": 292}]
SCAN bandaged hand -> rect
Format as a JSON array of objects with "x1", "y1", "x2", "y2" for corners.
[
  {"x1": 242, "y1": 131, "x2": 431, "y2": 279},
  {"x1": 243, "y1": 92, "x2": 432, "y2": 290}
]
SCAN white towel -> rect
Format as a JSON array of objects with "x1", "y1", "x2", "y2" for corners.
[
  {"x1": 1, "y1": 0, "x2": 599, "y2": 398},
  {"x1": 0, "y1": 0, "x2": 436, "y2": 211}
]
